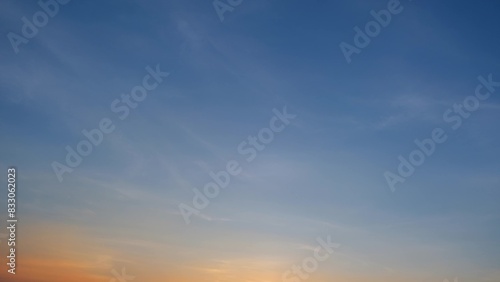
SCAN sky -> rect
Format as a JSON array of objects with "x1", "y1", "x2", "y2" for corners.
[{"x1": 0, "y1": 0, "x2": 499, "y2": 281}]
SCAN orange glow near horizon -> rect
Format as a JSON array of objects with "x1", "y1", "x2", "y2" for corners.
[{"x1": 0, "y1": 220, "x2": 430, "y2": 282}]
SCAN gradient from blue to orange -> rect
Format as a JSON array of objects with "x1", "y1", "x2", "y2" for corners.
[{"x1": 0, "y1": 0, "x2": 500, "y2": 281}]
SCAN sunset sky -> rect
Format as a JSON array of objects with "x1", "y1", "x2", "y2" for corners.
[{"x1": 0, "y1": 0, "x2": 500, "y2": 281}]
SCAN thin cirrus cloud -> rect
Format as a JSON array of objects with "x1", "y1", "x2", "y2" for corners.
[{"x1": 0, "y1": 0, "x2": 499, "y2": 281}]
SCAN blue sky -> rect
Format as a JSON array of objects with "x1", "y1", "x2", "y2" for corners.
[{"x1": 0, "y1": 0, "x2": 499, "y2": 281}]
